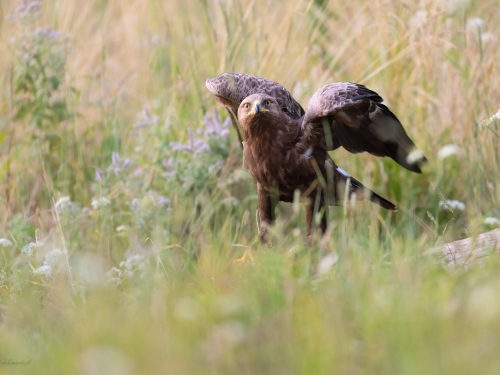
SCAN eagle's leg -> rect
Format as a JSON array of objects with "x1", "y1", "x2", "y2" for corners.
[
  {"x1": 226, "y1": 108, "x2": 244, "y2": 149},
  {"x1": 233, "y1": 184, "x2": 275, "y2": 264},
  {"x1": 257, "y1": 184, "x2": 276, "y2": 247},
  {"x1": 305, "y1": 199, "x2": 328, "y2": 245}
]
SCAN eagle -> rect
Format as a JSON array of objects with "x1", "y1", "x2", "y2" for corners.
[{"x1": 206, "y1": 73, "x2": 426, "y2": 243}]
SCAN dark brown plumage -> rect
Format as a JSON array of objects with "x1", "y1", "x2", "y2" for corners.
[
  {"x1": 206, "y1": 73, "x2": 426, "y2": 242},
  {"x1": 238, "y1": 94, "x2": 397, "y2": 241}
]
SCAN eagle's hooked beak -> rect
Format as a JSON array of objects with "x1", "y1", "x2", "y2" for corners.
[{"x1": 248, "y1": 100, "x2": 269, "y2": 116}]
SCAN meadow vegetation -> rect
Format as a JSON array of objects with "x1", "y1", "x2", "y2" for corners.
[{"x1": 1, "y1": 0, "x2": 500, "y2": 374}]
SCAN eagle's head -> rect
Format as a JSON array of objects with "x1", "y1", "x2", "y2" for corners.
[{"x1": 237, "y1": 94, "x2": 280, "y2": 132}]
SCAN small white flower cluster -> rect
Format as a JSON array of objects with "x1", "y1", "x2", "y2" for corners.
[
  {"x1": 33, "y1": 248, "x2": 69, "y2": 279},
  {"x1": 439, "y1": 199, "x2": 465, "y2": 211},
  {"x1": 106, "y1": 267, "x2": 123, "y2": 286},
  {"x1": 91, "y1": 197, "x2": 111, "y2": 210},
  {"x1": 0, "y1": 238, "x2": 13, "y2": 247},
  {"x1": 318, "y1": 253, "x2": 339, "y2": 275},
  {"x1": 21, "y1": 238, "x2": 44, "y2": 256},
  {"x1": 120, "y1": 255, "x2": 147, "y2": 278},
  {"x1": 479, "y1": 109, "x2": 500, "y2": 129},
  {"x1": 437, "y1": 144, "x2": 461, "y2": 160},
  {"x1": 484, "y1": 217, "x2": 500, "y2": 226},
  {"x1": 54, "y1": 196, "x2": 80, "y2": 213},
  {"x1": 466, "y1": 17, "x2": 496, "y2": 43},
  {"x1": 466, "y1": 17, "x2": 485, "y2": 32},
  {"x1": 105, "y1": 254, "x2": 148, "y2": 285},
  {"x1": 55, "y1": 196, "x2": 71, "y2": 210}
]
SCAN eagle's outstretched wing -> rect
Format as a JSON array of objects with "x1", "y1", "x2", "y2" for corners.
[
  {"x1": 206, "y1": 73, "x2": 304, "y2": 119},
  {"x1": 302, "y1": 82, "x2": 426, "y2": 173}
]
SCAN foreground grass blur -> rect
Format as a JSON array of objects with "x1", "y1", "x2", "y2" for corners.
[{"x1": 1, "y1": 0, "x2": 500, "y2": 374}]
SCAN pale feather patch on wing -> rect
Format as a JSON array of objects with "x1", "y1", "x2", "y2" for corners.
[
  {"x1": 406, "y1": 149, "x2": 426, "y2": 165},
  {"x1": 336, "y1": 167, "x2": 351, "y2": 177}
]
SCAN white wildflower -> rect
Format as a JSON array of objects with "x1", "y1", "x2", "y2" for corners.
[
  {"x1": 33, "y1": 264, "x2": 52, "y2": 278},
  {"x1": 22, "y1": 243, "x2": 36, "y2": 256},
  {"x1": 484, "y1": 217, "x2": 500, "y2": 226},
  {"x1": 437, "y1": 144, "x2": 461, "y2": 159},
  {"x1": 466, "y1": 17, "x2": 485, "y2": 32},
  {"x1": 120, "y1": 255, "x2": 147, "y2": 278},
  {"x1": 105, "y1": 254, "x2": 148, "y2": 285},
  {"x1": 91, "y1": 197, "x2": 111, "y2": 209},
  {"x1": 439, "y1": 199, "x2": 465, "y2": 211},
  {"x1": 22, "y1": 236, "x2": 44, "y2": 256},
  {"x1": 55, "y1": 196, "x2": 72, "y2": 211},
  {"x1": 115, "y1": 225, "x2": 128, "y2": 232},
  {"x1": 105, "y1": 267, "x2": 123, "y2": 285},
  {"x1": 480, "y1": 32, "x2": 495, "y2": 42},
  {"x1": 318, "y1": 253, "x2": 339, "y2": 275},
  {"x1": 33, "y1": 248, "x2": 68, "y2": 279},
  {"x1": 479, "y1": 109, "x2": 500, "y2": 128},
  {"x1": 45, "y1": 248, "x2": 68, "y2": 267},
  {"x1": 0, "y1": 238, "x2": 13, "y2": 247}
]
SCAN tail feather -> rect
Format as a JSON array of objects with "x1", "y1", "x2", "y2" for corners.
[
  {"x1": 336, "y1": 167, "x2": 397, "y2": 211},
  {"x1": 369, "y1": 190, "x2": 397, "y2": 211}
]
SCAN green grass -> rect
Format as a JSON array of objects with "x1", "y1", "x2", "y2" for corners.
[{"x1": 1, "y1": 0, "x2": 500, "y2": 374}]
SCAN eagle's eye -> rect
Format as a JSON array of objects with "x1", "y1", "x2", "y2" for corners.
[
  {"x1": 265, "y1": 100, "x2": 271, "y2": 106},
  {"x1": 243, "y1": 103, "x2": 250, "y2": 109}
]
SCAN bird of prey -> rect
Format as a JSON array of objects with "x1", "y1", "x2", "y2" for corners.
[{"x1": 206, "y1": 73, "x2": 426, "y2": 243}]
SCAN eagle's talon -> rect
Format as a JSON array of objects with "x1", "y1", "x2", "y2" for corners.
[{"x1": 233, "y1": 249, "x2": 254, "y2": 265}]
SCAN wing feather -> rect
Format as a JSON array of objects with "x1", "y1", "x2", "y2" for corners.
[
  {"x1": 206, "y1": 73, "x2": 305, "y2": 120},
  {"x1": 302, "y1": 82, "x2": 426, "y2": 173}
]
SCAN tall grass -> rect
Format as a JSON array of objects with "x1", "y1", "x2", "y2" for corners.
[{"x1": 1, "y1": 0, "x2": 500, "y2": 374}]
